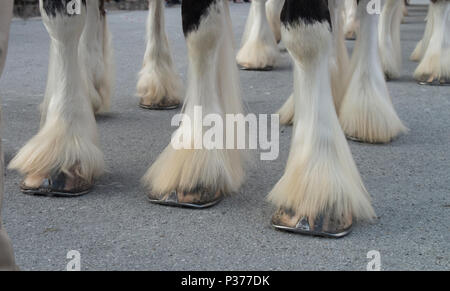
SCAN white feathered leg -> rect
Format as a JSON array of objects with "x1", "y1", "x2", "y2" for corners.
[
  {"x1": 410, "y1": 2, "x2": 436, "y2": 62},
  {"x1": 277, "y1": 0, "x2": 350, "y2": 125},
  {"x1": 266, "y1": 0, "x2": 285, "y2": 43},
  {"x1": 329, "y1": 0, "x2": 351, "y2": 112},
  {"x1": 379, "y1": 0, "x2": 404, "y2": 80},
  {"x1": 240, "y1": 0, "x2": 256, "y2": 46},
  {"x1": 79, "y1": 0, "x2": 114, "y2": 114},
  {"x1": 441, "y1": 2, "x2": 450, "y2": 81},
  {"x1": 137, "y1": 0, "x2": 182, "y2": 109},
  {"x1": 9, "y1": 2, "x2": 104, "y2": 188},
  {"x1": 269, "y1": 18, "x2": 375, "y2": 233},
  {"x1": 237, "y1": 0, "x2": 280, "y2": 70},
  {"x1": 414, "y1": 0, "x2": 450, "y2": 84},
  {"x1": 220, "y1": 0, "x2": 246, "y2": 117},
  {"x1": 344, "y1": 0, "x2": 358, "y2": 40},
  {"x1": 339, "y1": 0, "x2": 407, "y2": 144},
  {"x1": 143, "y1": 0, "x2": 245, "y2": 201}
]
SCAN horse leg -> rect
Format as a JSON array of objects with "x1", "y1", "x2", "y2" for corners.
[
  {"x1": 237, "y1": 0, "x2": 280, "y2": 70},
  {"x1": 9, "y1": 0, "x2": 104, "y2": 197},
  {"x1": 344, "y1": 0, "x2": 358, "y2": 40},
  {"x1": 414, "y1": 0, "x2": 450, "y2": 85},
  {"x1": 410, "y1": 2, "x2": 436, "y2": 62},
  {"x1": 329, "y1": 0, "x2": 351, "y2": 112},
  {"x1": 268, "y1": 0, "x2": 375, "y2": 238},
  {"x1": 277, "y1": 0, "x2": 350, "y2": 125},
  {"x1": 143, "y1": 0, "x2": 246, "y2": 208},
  {"x1": 379, "y1": 0, "x2": 404, "y2": 80},
  {"x1": 137, "y1": 0, "x2": 182, "y2": 110},
  {"x1": 339, "y1": 0, "x2": 407, "y2": 144},
  {"x1": 78, "y1": 0, "x2": 114, "y2": 114},
  {"x1": 266, "y1": 0, "x2": 285, "y2": 43}
]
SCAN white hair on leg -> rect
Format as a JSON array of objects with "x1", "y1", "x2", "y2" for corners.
[
  {"x1": 143, "y1": 0, "x2": 245, "y2": 196},
  {"x1": 41, "y1": 7, "x2": 113, "y2": 123},
  {"x1": 379, "y1": 0, "x2": 404, "y2": 80},
  {"x1": 9, "y1": 2, "x2": 104, "y2": 183},
  {"x1": 414, "y1": 1, "x2": 450, "y2": 83},
  {"x1": 411, "y1": 3, "x2": 436, "y2": 62},
  {"x1": 137, "y1": 0, "x2": 182, "y2": 107},
  {"x1": 39, "y1": 42, "x2": 57, "y2": 127},
  {"x1": 266, "y1": 0, "x2": 285, "y2": 43},
  {"x1": 277, "y1": 0, "x2": 350, "y2": 125},
  {"x1": 99, "y1": 5, "x2": 114, "y2": 112},
  {"x1": 214, "y1": 0, "x2": 247, "y2": 189},
  {"x1": 277, "y1": 93, "x2": 294, "y2": 125},
  {"x1": 240, "y1": 0, "x2": 256, "y2": 46},
  {"x1": 237, "y1": 0, "x2": 280, "y2": 70},
  {"x1": 344, "y1": 0, "x2": 358, "y2": 40},
  {"x1": 339, "y1": 0, "x2": 407, "y2": 144},
  {"x1": 441, "y1": 3, "x2": 450, "y2": 80},
  {"x1": 79, "y1": 0, "x2": 114, "y2": 114},
  {"x1": 219, "y1": 0, "x2": 246, "y2": 117},
  {"x1": 223, "y1": 0, "x2": 236, "y2": 50},
  {"x1": 268, "y1": 20, "x2": 375, "y2": 223},
  {"x1": 329, "y1": 0, "x2": 350, "y2": 112}
]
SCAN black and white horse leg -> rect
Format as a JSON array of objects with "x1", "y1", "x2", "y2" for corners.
[
  {"x1": 9, "y1": 0, "x2": 104, "y2": 196},
  {"x1": 143, "y1": 0, "x2": 246, "y2": 208},
  {"x1": 137, "y1": 0, "x2": 182, "y2": 110},
  {"x1": 414, "y1": 0, "x2": 450, "y2": 85},
  {"x1": 237, "y1": 0, "x2": 279, "y2": 70},
  {"x1": 79, "y1": 0, "x2": 114, "y2": 114},
  {"x1": 278, "y1": 0, "x2": 350, "y2": 125},
  {"x1": 0, "y1": 0, "x2": 18, "y2": 271},
  {"x1": 339, "y1": 0, "x2": 407, "y2": 143},
  {"x1": 268, "y1": 0, "x2": 375, "y2": 238}
]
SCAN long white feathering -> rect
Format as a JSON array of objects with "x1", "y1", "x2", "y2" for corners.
[
  {"x1": 414, "y1": 1, "x2": 450, "y2": 83},
  {"x1": 9, "y1": 4, "x2": 104, "y2": 182},
  {"x1": 339, "y1": 0, "x2": 407, "y2": 144},
  {"x1": 269, "y1": 19, "x2": 375, "y2": 223},
  {"x1": 237, "y1": 0, "x2": 280, "y2": 70},
  {"x1": 379, "y1": 0, "x2": 404, "y2": 79},
  {"x1": 143, "y1": 0, "x2": 246, "y2": 196},
  {"x1": 137, "y1": 0, "x2": 182, "y2": 107}
]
